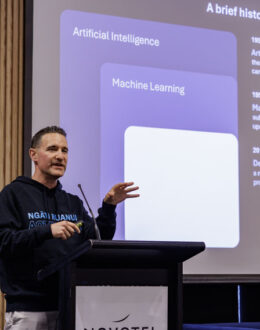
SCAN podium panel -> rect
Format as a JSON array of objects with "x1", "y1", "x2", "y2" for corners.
[{"x1": 75, "y1": 286, "x2": 168, "y2": 329}]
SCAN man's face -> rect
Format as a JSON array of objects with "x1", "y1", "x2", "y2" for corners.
[{"x1": 31, "y1": 133, "x2": 68, "y2": 180}]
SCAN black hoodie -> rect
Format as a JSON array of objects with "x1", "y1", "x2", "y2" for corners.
[{"x1": 0, "y1": 176, "x2": 116, "y2": 312}]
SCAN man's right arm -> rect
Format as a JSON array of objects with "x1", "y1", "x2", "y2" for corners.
[{"x1": 0, "y1": 188, "x2": 52, "y2": 258}]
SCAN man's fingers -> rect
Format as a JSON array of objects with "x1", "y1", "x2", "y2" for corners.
[
  {"x1": 126, "y1": 194, "x2": 140, "y2": 198},
  {"x1": 61, "y1": 230, "x2": 70, "y2": 240},
  {"x1": 123, "y1": 181, "x2": 134, "y2": 186},
  {"x1": 51, "y1": 221, "x2": 81, "y2": 239},
  {"x1": 64, "y1": 225, "x2": 75, "y2": 235},
  {"x1": 64, "y1": 226, "x2": 74, "y2": 238},
  {"x1": 125, "y1": 186, "x2": 139, "y2": 193},
  {"x1": 114, "y1": 182, "x2": 134, "y2": 189},
  {"x1": 62, "y1": 223, "x2": 80, "y2": 237},
  {"x1": 58, "y1": 226, "x2": 71, "y2": 240},
  {"x1": 122, "y1": 182, "x2": 134, "y2": 188},
  {"x1": 65, "y1": 222, "x2": 81, "y2": 234}
]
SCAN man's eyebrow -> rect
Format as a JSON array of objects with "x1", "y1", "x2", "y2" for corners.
[
  {"x1": 46, "y1": 144, "x2": 58, "y2": 149},
  {"x1": 46, "y1": 145, "x2": 68, "y2": 150}
]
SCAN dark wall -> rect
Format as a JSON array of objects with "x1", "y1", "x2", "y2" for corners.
[{"x1": 183, "y1": 283, "x2": 260, "y2": 324}]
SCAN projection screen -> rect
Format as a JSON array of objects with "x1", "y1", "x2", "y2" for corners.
[{"x1": 28, "y1": 0, "x2": 260, "y2": 276}]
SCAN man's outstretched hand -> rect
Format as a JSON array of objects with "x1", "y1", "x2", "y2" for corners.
[{"x1": 104, "y1": 182, "x2": 140, "y2": 205}]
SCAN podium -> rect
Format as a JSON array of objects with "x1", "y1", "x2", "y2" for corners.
[{"x1": 38, "y1": 240, "x2": 205, "y2": 330}]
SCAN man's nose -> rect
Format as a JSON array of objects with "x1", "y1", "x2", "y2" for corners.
[{"x1": 55, "y1": 150, "x2": 64, "y2": 160}]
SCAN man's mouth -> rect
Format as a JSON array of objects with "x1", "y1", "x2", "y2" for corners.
[{"x1": 52, "y1": 163, "x2": 65, "y2": 168}]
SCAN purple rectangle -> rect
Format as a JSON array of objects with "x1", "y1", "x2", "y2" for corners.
[
  {"x1": 59, "y1": 10, "x2": 237, "y2": 239},
  {"x1": 100, "y1": 64, "x2": 237, "y2": 238}
]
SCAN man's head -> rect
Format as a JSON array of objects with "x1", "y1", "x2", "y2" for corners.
[
  {"x1": 30, "y1": 126, "x2": 67, "y2": 148},
  {"x1": 29, "y1": 126, "x2": 68, "y2": 184}
]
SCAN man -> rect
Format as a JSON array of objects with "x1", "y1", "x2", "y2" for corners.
[{"x1": 0, "y1": 126, "x2": 139, "y2": 330}]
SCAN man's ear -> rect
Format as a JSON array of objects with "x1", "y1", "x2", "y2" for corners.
[{"x1": 29, "y1": 148, "x2": 38, "y2": 163}]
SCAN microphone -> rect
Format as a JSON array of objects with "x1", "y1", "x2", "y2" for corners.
[{"x1": 77, "y1": 184, "x2": 101, "y2": 240}]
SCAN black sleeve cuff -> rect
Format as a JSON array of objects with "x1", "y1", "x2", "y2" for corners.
[
  {"x1": 102, "y1": 200, "x2": 116, "y2": 215},
  {"x1": 35, "y1": 224, "x2": 53, "y2": 241}
]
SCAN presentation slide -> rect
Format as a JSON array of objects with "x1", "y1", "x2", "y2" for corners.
[
  {"x1": 32, "y1": 0, "x2": 260, "y2": 274},
  {"x1": 60, "y1": 10, "x2": 238, "y2": 246}
]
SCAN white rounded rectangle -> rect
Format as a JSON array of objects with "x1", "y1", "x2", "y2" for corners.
[{"x1": 124, "y1": 126, "x2": 239, "y2": 248}]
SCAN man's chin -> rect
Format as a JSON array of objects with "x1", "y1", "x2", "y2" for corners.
[{"x1": 49, "y1": 169, "x2": 65, "y2": 179}]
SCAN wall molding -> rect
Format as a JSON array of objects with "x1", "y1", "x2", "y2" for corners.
[{"x1": 0, "y1": 0, "x2": 24, "y2": 327}]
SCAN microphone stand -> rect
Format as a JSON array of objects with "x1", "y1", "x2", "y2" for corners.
[{"x1": 77, "y1": 184, "x2": 101, "y2": 240}]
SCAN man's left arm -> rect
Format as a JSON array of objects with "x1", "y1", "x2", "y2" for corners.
[
  {"x1": 83, "y1": 182, "x2": 139, "y2": 240},
  {"x1": 95, "y1": 201, "x2": 117, "y2": 240},
  {"x1": 97, "y1": 182, "x2": 139, "y2": 239}
]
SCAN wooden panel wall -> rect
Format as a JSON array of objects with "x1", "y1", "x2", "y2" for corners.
[{"x1": 0, "y1": 0, "x2": 24, "y2": 328}]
